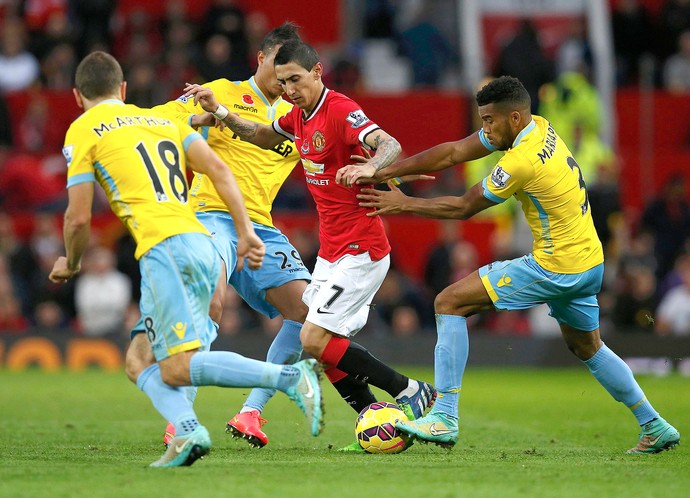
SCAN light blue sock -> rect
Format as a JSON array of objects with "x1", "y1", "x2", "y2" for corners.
[
  {"x1": 244, "y1": 319, "x2": 303, "y2": 412},
  {"x1": 182, "y1": 326, "x2": 216, "y2": 406},
  {"x1": 432, "y1": 314, "x2": 469, "y2": 419},
  {"x1": 136, "y1": 363, "x2": 198, "y2": 436},
  {"x1": 189, "y1": 350, "x2": 300, "y2": 392},
  {"x1": 583, "y1": 343, "x2": 659, "y2": 425}
]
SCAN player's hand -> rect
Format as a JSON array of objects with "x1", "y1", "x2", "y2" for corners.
[
  {"x1": 357, "y1": 182, "x2": 408, "y2": 216},
  {"x1": 183, "y1": 83, "x2": 219, "y2": 114},
  {"x1": 192, "y1": 112, "x2": 216, "y2": 127},
  {"x1": 48, "y1": 256, "x2": 79, "y2": 283},
  {"x1": 236, "y1": 232, "x2": 265, "y2": 271},
  {"x1": 336, "y1": 163, "x2": 377, "y2": 187}
]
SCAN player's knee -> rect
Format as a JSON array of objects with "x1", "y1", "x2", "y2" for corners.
[
  {"x1": 158, "y1": 353, "x2": 193, "y2": 386},
  {"x1": 209, "y1": 296, "x2": 223, "y2": 324},
  {"x1": 159, "y1": 364, "x2": 184, "y2": 386},
  {"x1": 299, "y1": 328, "x2": 326, "y2": 358},
  {"x1": 564, "y1": 336, "x2": 600, "y2": 360},
  {"x1": 283, "y1": 300, "x2": 308, "y2": 323},
  {"x1": 125, "y1": 353, "x2": 145, "y2": 383},
  {"x1": 125, "y1": 334, "x2": 155, "y2": 383},
  {"x1": 434, "y1": 289, "x2": 461, "y2": 315}
]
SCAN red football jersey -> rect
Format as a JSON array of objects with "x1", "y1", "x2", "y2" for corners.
[{"x1": 273, "y1": 88, "x2": 391, "y2": 262}]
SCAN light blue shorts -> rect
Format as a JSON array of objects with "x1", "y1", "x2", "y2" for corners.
[
  {"x1": 138, "y1": 233, "x2": 221, "y2": 361},
  {"x1": 197, "y1": 211, "x2": 311, "y2": 319},
  {"x1": 478, "y1": 254, "x2": 604, "y2": 331}
]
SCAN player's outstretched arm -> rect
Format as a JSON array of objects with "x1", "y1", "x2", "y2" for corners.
[
  {"x1": 183, "y1": 83, "x2": 283, "y2": 149},
  {"x1": 337, "y1": 132, "x2": 490, "y2": 187},
  {"x1": 377, "y1": 133, "x2": 492, "y2": 182},
  {"x1": 186, "y1": 138, "x2": 265, "y2": 270},
  {"x1": 357, "y1": 181, "x2": 496, "y2": 220},
  {"x1": 49, "y1": 182, "x2": 94, "y2": 283}
]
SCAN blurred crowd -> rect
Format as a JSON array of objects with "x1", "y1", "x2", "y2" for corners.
[{"x1": 0, "y1": 0, "x2": 689, "y2": 340}]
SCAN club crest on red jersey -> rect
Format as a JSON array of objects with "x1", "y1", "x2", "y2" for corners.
[
  {"x1": 242, "y1": 94, "x2": 254, "y2": 105},
  {"x1": 312, "y1": 130, "x2": 326, "y2": 152}
]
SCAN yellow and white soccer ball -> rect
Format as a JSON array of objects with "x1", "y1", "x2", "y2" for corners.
[{"x1": 355, "y1": 402, "x2": 409, "y2": 454}]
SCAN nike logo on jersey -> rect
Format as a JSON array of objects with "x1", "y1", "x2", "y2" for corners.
[
  {"x1": 497, "y1": 273, "x2": 512, "y2": 288},
  {"x1": 316, "y1": 307, "x2": 334, "y2": 314}
]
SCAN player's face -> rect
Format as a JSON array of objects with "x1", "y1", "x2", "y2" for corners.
[
  {"x1": 477, "y1": 103, "x2": 515, "y2": 151},
  {"x1": 257, "y1": 47, "x2": 284, "y2": 100},
  {"x1": 275, "y1": 61, "x2": 323, "y2": 113}
]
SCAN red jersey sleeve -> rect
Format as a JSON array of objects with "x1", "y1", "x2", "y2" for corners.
[
  {"x1": 330, "y1": 99, "x2": 381, "y2": 147},
  {"x1": 272, "y1": 106, "x2": 298, "y2": 141}
]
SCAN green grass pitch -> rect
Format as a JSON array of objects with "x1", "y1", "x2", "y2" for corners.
[{"x1": 2, "y1": 367, "x2": 687, "y2": 498}]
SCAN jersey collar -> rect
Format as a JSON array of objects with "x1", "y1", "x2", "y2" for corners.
[
  {"x1": 95, "y1": 99, "x2": 125, "y2": 107},
  {"x1": 302, "y1": 87, "x2": 329, "y2": 122},
  {"x1": 512, "y1": 118, "x2": 535, "y2": 148},
  {"x1": 249, "y1": 76, "x2": 283, "y2": 120}
]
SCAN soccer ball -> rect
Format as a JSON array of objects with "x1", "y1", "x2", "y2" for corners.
[{"x1": 355, "y1": 402, "x2": 409, "y2": 454}]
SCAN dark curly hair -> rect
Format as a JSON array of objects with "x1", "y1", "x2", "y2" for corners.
[
  {"x1": 260, "y1": 22, "x2": 301, "y2": 54},
  {"x1": 476, "y1": 76, "x2": 531, "y2": 109}
]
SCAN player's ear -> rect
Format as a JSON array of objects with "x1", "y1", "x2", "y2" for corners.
[
  {"x1": 312, "y1": 62, "x2": 323, "y2": 80},
  {"x1": 120, "y1": 81, "x2": 127, "y2": 102},
  {"x1": 72, "y1": 88, "x2": 84, "y2": 109}
]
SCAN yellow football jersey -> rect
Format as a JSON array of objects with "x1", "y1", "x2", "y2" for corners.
[
  {"x1": 154, "y1": 77, "x2": 300, "y2": 227},
  {"x1": 481, "y1": 115, "x2": 604, "y2": 273},
  {"x1": 63, "y1": 99, "x2": 208, "y2": 259}
]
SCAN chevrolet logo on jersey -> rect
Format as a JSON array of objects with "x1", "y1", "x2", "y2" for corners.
[
  {"x1": 172, "y1": 322, "x2": 187, "y2": 339},
  {"x1": 301, "y1": 158, "x2": 325, "y2": 175}
]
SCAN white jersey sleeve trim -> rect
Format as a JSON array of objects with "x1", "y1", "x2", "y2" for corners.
[
  {"x1": 358, "y1": 123, "x2": 380, "y2": 144},
  {"x1": 272, "y1": 120, "x2": 294, "y2": 141}
]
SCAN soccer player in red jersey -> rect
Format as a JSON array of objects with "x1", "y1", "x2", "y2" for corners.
[{"x1": 184, "y1": 39, "x2": 436, "y2": 450}]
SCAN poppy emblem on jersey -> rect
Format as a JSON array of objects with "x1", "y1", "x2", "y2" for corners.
[
  {"x1": 312, "y1": 130, "x2": 326, "y2": 152},
  {"x1": 301, "y1": 140, "x2": 310, "y2": 154},
  {"x1": 242, "y1": 94, "x2": 254, "y2": 105},
  {"x1": 490, "y1": 165, "x2": 511, "y2": 189},
  {"x1": 346, "y1": 109, "x2": 370, "y2": 128}
]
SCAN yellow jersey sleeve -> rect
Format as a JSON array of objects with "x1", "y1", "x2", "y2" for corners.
[{"x1": 482, "y1": 153, "x2": 533, "y2": 204}]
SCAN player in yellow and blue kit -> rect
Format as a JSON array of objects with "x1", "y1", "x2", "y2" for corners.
[
  {"x1": 49, "y1": 51, "x2": 323, "y2": 468},
  {"x1": 125, "y1": 23, "x2": 313, "y2": 449},
  {"x1": 339, "y1": 76, "x2": 680, "y2": 454}
]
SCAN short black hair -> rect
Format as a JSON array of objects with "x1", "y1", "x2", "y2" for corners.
[
  {"x1": 260, "y1": 22, "x2": 301, "y2": 54},
  {"x1": 274, "y1": 39, "x2": 319, "y2": 71},
  {"x1": 75, "y1": 51, "x2": 123, "y2": 100},
  {"x1": 476, "y1": 76, "x2": 531, "y2": 109}
]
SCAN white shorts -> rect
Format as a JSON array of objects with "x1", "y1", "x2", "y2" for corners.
[{"x1": 303, "y1": 252, "x2": 390, "y2": 337}]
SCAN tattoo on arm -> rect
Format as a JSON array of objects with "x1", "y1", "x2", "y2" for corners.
[
  {"x1": 370, "y1": 137, "x2": 402, "y2": 172},
  {"x1": 223, "y1": 115, "x2": 258, "y2": 141}
]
